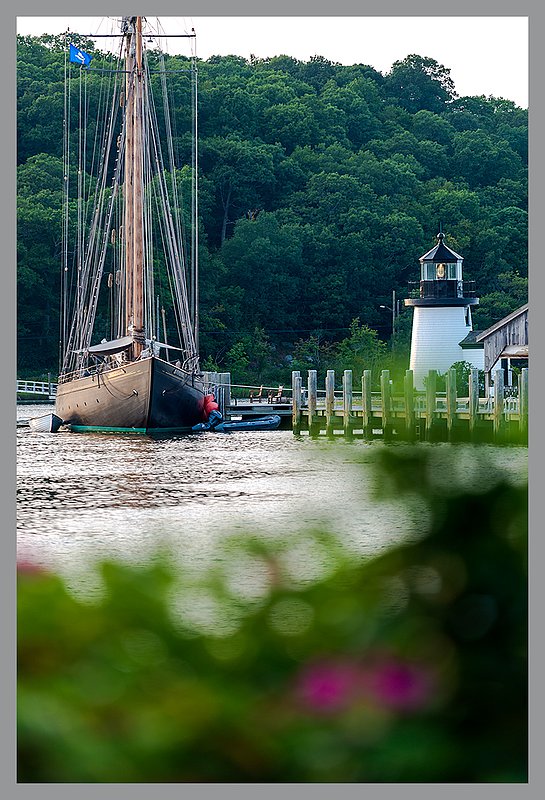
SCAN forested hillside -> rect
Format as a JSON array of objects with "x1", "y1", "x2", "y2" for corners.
[{"x1": 17, "y1": 35, "x2": 528, "y2": 384}]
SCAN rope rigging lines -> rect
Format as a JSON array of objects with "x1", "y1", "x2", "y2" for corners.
[{"x1": 61, "y1": 25, "x2": 198, "y2": 377}]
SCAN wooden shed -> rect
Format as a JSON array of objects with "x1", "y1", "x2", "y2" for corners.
[{"x1": 475, "y1": 304, "x2": 528, "y2": 391}]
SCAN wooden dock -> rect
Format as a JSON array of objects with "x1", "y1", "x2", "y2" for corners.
[
  {"x1": 289, "y1": 367, "x2": 527, "y2": 445},
  {"x1": 205, "y1": 368, "x2": 527, "y2": 444},
  {"x1": 18, "y1": 369, "x2": 528, "y2": 444}
]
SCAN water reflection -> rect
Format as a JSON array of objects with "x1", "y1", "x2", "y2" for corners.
[{"x1": 17, "y1": 404, "x2": 528, "y2": 590}]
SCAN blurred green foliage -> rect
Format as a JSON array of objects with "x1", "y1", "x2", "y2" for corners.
[{"x1": 18, "y1": 447, "x2": 527, "y2": 782}]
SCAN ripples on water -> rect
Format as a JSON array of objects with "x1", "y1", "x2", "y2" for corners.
[{"x1": 17, "y1": 404, "x2": 528, "y2": 592}]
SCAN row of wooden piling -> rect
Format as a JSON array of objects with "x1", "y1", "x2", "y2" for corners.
[{"x1": 291, "y1": 367, "x2": 528, "y2": 444}]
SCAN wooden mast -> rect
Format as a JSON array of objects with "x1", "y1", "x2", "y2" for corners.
[
  {"x1": 192, "y1": 45, "x2": 199, "y2": 356},
  {"x1": 123, "y1": 20, "x2": 134, "y2": 346},
  {"x1": 124, "y1": 16, "x2": 145, "y2": 359},
  {"x1": 133, "y1": 16, "x2": 145, "y2": 358}
]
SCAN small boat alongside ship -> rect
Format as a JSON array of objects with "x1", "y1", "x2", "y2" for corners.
[
  {"x1": 28, "y1": 413, "x2": 64, "y2": 433},
  {"x1": 192, "y1": 411, "x2": 281, "y2": 433}
]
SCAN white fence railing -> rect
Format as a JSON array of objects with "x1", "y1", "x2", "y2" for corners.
[
  {"x1": 17, "y1": 380, "x2": 57, "y2": 397},
  {"x1": 309, "y1": 391, "x2": 518, "y2": 415}
]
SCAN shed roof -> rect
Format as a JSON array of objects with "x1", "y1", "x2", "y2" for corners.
[
  {"x1": 502, "y1": 345, "x2": 528, "y2": 358},
  {"x1": 476, "y1": 304, "x2": 529, "y2": 342}
]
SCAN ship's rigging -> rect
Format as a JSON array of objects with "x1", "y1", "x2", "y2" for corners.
[{"x1": 60, "y1": 16, "x2": 199, "y2": 379}]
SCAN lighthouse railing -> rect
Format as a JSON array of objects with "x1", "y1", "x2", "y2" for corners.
[{"x1": 407, "y1": 280, "x2": 477, "y2": 299}]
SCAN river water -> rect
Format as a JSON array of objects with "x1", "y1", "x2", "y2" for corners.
[{"x1": 17, "y1": 403, "x2": 528, "y2": 596}]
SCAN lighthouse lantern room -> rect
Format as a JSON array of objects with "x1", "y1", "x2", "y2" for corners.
[{"x1": 404, "y1": 231, "x2": 484, "y2": 389}]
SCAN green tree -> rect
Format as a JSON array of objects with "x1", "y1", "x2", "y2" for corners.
[
  {"x1": 200, "y1": 136, "x2": 282, "y2": 246},
  {"x1": 17, "y1": 154, "x2": 66, "y2": 368},
  {"x1": 261, "y1": 100, "x2": 321, "y2": 154},
  {"x1": 291, "y1": 334, "x2": 324, "y2": 375},
  {"x1": 320, "y1": 78, "x2": 383, "y2": 148},
  {"x1": 451, "y1": 131, "x2": 525, "y2": 188},
  {"x1": 223, "y1": 327, "x2": 276, "y2": 386},
  {"x1": 467, "y1": 208, "x2": 528, "y2": 293},
  {"x1": 385, "y1": 54, "x2": 457, "y2": 113},
  {"x1": 223, "y1": 340, "x2": 250, "y2": 382},
  {"x1": 298, "y1": 54, "x2": 340, "y2": 91},
  {"x1": 473, "y1": 272, "x2": 528, "y2": 331},
  {"x1": 411, "y1": 109, "x2": 456, "y2": 147},
  {"x1": 423, "y1": 185, "x2": 481, "y2": 228},
  {"x1": 219, "y1": 212, "x2": 305, "y2": 333},
  {"x1": 438, "y1": 360, "x2": 485, "y2": 395},
  {"x1": 329, "y1": 318, "x2": 388, "y2": 383}
]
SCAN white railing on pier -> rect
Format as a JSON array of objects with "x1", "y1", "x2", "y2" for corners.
[
  {"x1": 225, "y1": 382, "x2": 522, "y2": 418},
  {"x1": 17, "y1": 380, "x2": 57, "y2": 398}
]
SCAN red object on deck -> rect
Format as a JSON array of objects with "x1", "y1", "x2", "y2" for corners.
[{"x1": 202, "y1": 393, "x2": 219, "y2": 420}]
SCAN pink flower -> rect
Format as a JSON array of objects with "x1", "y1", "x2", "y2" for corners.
[
  {"x1": 17, "y1": 558, "x2": 48, "y2": 577},
  {"x1": 365, "y1": 659, "x2": 434, "y2": 711},
  {"x1": 296, "y1": 653, "x2": 437, "y2": 714},
  {"x1": 296, "y1": 660, "x2": 363, "y2": 713},
  {"x1": 294, "y1": 655, "x2": 437, "y2": 716}
]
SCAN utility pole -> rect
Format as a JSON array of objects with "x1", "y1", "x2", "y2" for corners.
[{"x1": 380, "y1": 290, "x2": 398, "y2": 350}]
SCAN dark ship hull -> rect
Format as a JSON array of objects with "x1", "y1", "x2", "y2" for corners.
[{"x1": 55, "y1": 356, "x2": 206, "y2": 433}]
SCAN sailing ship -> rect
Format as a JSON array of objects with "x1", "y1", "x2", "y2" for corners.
[{"x1": 55, "y1": 16, "x2": 214, "y2": 433}]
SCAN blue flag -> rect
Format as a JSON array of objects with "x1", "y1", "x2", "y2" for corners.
[{"x1": 69, "y1": 44, "x2": 92, "y2": 67}]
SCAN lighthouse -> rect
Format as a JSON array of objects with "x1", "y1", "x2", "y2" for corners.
[{"x1": 404, "y1": 231, "x2": 484, "y2": 389}]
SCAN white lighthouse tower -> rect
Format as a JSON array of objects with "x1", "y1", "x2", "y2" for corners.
[{"x1": 405, "y1": 231, "x2": 484, "y2": 389}]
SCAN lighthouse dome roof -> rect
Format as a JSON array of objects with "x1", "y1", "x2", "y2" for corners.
[{"x1": 420, "y1": 232, "x2": 463, "y2": 262}]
